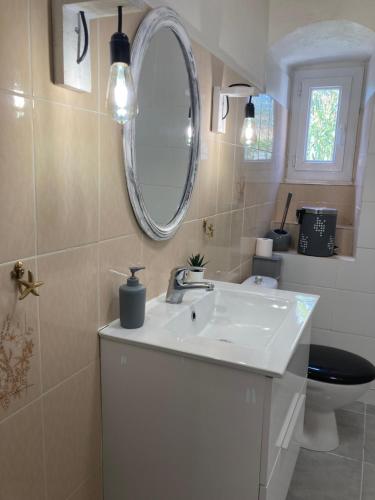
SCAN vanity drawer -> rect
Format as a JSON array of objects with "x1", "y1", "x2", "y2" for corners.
[
  {"x1": 260, "y1": 321, "x2": 310, "y2": 484},
  {"x1": 259, "y1": 393, "x2": 305, "y2": 500}
]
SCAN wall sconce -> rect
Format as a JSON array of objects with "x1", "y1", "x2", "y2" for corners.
[
  {"x1": 211, "y1": 83, "x2": 258, "y2": 146},
  {"x1": 51, "y1": 0, "x2": 145, "y2": 94}
]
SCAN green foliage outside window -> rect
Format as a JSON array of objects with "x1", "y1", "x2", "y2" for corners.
[{"x1": 305, "y1": 87, "x2": 340, "y2": 162}]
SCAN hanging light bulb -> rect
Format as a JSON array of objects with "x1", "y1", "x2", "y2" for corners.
[
  {"x1": 240, "y1": 96, "x2": 257, "y2": 147},
  {"x1": 106, "y1": 6, "x2": 138, "y2": 124},
  {"x1": 185, "y1": 107, "x2": 193, "y2": 146}
]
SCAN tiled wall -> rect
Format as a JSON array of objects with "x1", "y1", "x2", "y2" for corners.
[
  {"x1": 278, "y1": 94, "x2": 375, "y2": 405},
  {"x1": 0, "y1": 2, "x2": 285, "y2": 499},
  {"x1": 273, "y1": 183, "x2": 356, "y2": 256}
]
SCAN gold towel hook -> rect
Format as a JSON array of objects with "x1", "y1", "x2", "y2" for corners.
[
  {"x1": 203, "y1": 219, "x2": 214, "y2": 239},
  {"x1": 11, "y1": 261, "x2": 44, "y2": 301}
]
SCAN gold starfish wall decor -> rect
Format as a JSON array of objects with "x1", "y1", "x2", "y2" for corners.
[{"x1": 11, "y1": 261, "x2": 44, "y2": 301}]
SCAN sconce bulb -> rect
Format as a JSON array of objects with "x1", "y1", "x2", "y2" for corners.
[
  {"x1": 240, "y1": 117, "x2": 257, "y2": 147},
  {"x1": 106, "y1": 62, "x2": 138, "y2": 125},
  {"x1": 186, "y1": 118, "x2": 193, "y2": 146}
]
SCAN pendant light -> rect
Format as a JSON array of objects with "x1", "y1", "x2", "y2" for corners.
[
  {"x1": 106, "y1": 6, "x2": 138, "y2": 124},
  {"x1": 240, "y1": 96, "x2": 257, "y2": 147},
  {"x1": 185, "y1": 107, "x2": 193, "y2": 146}
]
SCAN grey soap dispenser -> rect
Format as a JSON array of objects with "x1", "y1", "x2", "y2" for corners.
[{"x1": 119, "y1": 266, "x2": 146, "y2": 329}]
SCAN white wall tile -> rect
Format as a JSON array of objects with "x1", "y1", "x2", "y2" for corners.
[
  {"x1": 311, "y1": 328, "x2": 375, "y2": 367},
  {"x1": 362, "y1": 155, "x2": 375, "y2": 202},
  {"x1": 367, "y1": 106, "x2": 375, "y2": 155},
  {"x1": 280, "y1": 282, "x2": 335, "y2": 331},
  {"x1": 332, "y1": 289, "x2": 375, "y2": 338},
  {"x1": 358, "y1": 202, "x2": 375, "y2": 249},
  {"x1": 278, "y1": 252, "x2": 338, "y2": 288},
  {"x1": 336, "y1": 249, "x2": 375, "y2": 293}
]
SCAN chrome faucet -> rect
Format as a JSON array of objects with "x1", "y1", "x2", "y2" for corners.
[{"x1": 166, "y1": 266, "x2": 215, "y2": 304}]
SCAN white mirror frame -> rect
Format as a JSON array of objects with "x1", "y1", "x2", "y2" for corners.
[{"x1": 123, "y1": 7, "x2": 200, "y2": 240}]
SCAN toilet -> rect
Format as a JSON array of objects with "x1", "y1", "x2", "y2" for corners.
[
  {"x1": 301, "y1": 345, "x2": 375, "y2": 452},
  {"x1": 241, "y1": 255, "x2": 375, "y2": 454},
  {"x1": 241, "y1": 254, "x2": 281, "y2": 290}
]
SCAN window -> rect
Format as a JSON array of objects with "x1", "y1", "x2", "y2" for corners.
[
  {"x1": 287, "y1": 65, "x2": 364, "y2": 183},
  {"x1": 244, "y1": 94, "x2": 274, "y2": 161}
]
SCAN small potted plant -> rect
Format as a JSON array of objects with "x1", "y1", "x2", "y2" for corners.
[{"x1": 187, "y1": 254, "x2": 208, "y2": 282}]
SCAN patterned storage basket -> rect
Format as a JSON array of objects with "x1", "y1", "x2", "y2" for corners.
[{"x1": 296, "y1": 207, "x2": 337, "y2": 257}]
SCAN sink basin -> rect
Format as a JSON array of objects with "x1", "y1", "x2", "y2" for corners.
[
  {"x1": 100, "y1": 281, "x2": 319, "y2": 377},
  {"x1": 166, "y1": 288, "x2": 291, "y2": 349}
]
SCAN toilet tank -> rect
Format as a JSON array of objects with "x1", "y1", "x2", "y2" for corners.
[{"x1": 252, "y1": 255, "x2": 282, "y2": 280}]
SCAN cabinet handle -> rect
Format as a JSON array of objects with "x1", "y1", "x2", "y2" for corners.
[
  {"x1": 275, "y1": 392, "x2": 299, "y2": 449},
  {"x1": 282, "y1": 394, "x2": 305, "y2": 450}
]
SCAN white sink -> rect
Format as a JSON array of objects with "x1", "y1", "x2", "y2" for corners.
[{"x1": 100, "y1": 280, "x2": 319, "y2": 377}]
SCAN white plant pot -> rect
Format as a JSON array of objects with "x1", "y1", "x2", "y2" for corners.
[{"x1": 187, "y1": 270, "x2": 205, "y2": 282}]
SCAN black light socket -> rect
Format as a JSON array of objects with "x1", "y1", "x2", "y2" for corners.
[
  {"x1": 245, "y1": 99, "x2": 255, "y2": 118},
  {"x1": 110, "y1": 31, "x2": 130, "y2": 65}
]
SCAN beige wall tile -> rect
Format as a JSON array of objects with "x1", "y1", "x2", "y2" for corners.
[
  {"x1": 30, "y1": 0, "x2": 99, "y2": 110},
  {"x1": 0, "y1": 0, "x2": 31, "y2": 94},
  {"x1": 336, "y1": 227, "x2": 354, "y2": 256},
  {"x1": 230, "y1": 210, "x2": 243, "y2": 270},
  {"x1": 0, "y1": 259, "x2": 41, "y2": 422},
  {"x1": 38, "y1": 247, "x2": 99, "y2": 391},
  {"x1": 241, "y1": 206, "x2": 257, "y2": 259},
  {"x1": 202, "y1": 212, "x2": 232, "y2": 280},
  {"x1": 43, "y1": 363, "x2": 101, "y2": 500},
  {"x1": 197, "y1": 135, "x2": 219, "y2": 218},
  {"x1": 224, "y1": 266, "x2": 242, "y2": 284},
  {"x1": 66, "y1": 473, "x2": 102, "y2": 500},
  {"x1": 232, "y1": 147, "x2": 246, "y2": 210},
  {"x1": 99, "y1": 234, "x2": 143, "y2": 325},
  {"x1": 240, "y1": 259, "x2": 252, "y2": 282},
  {"x1": 0, "y1": 400, "x2": 45, "y2": 500},
  {"x1": 142, "y1": 236, "x2": 179, "y2": 299},
  {"x1": 34, "y1": 100, "x2": 99, "y2": 253},
  {"x1": 185, "y1": 178, "x2": 200, "y2": 222},
  {"x1": 174, "y1": 220, "x2": 202, "y2": 267},
  {"x1": 0, "y1": 92, "x2": 35, "y2": 264},
  {"x1": 217, "y1": 142, "x2": 235, "y2": 213},
  {"x1": 99, "y1": 114, "x2": 139, "y2": 240}
]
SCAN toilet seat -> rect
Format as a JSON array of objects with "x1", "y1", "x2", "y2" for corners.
[
  {"x1": 301, "y1": 345, "x2": 375, "y2": 452},
  {"x1": 308, "y1": 345, "x2": 375, "y2": 385}
]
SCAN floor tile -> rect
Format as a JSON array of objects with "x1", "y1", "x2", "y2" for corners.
[
  {"x1": 287, "y1": 449, "x2": 362, "y2": 500},
  {"x1": 334, "y1": 409, "x2": 364, "y2": 460},
  {"x1": 365, "y1": 413, "x2": 375, "y2": 464},
  {"x1": 362, "y1": 462, "x2": 375, "y2": 500}
]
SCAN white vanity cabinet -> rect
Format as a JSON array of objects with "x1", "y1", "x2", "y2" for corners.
[{"x1": 100, "y1": 319, "x2": 311, "y2": 500}]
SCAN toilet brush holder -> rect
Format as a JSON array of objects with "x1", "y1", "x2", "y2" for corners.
[{"x1": 265, "y1": 228, "x2": 291, "y2": 251}]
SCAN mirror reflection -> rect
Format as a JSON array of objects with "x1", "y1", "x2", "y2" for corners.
[{"x1": 135, "y1": 28, "x2": 192, "y2": 226}]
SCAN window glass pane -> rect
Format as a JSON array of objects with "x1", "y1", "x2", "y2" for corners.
[
  {"x1": 305, "y1": 87, "x2": 340, "y2": 162},
  {"x1": 243, "y1": 94, "x2": 274, "y2": 161}
]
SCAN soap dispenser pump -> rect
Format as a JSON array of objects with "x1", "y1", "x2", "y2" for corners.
[{"x1": 119, "y1": 266, "x2": 146, "y2": 329}]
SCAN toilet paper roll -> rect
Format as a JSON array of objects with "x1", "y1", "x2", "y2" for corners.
[{"x1": 255, "y1": 238, "x2": 273, "y2": 258}]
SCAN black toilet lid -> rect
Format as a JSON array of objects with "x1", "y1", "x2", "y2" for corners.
[{"x1": 308, "y1": 345, "x2": 375, "y2": 385}]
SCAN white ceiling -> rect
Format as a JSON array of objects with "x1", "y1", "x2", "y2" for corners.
[{"x1": 269, "y1": 20, "x2": 375, "y2": 71}]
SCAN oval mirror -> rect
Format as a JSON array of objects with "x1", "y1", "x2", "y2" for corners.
[{"x1": 124, "y1": 7, "x2": 200, "y2": 240}]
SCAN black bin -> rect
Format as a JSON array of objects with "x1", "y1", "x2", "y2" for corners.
[{"x1": 296, "y1": 207, "x2": 337, "y2": 257}]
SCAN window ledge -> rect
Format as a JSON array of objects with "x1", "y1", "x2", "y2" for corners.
[{"x1": 284, "y1": 178, "x2": 354, "y2": 186}]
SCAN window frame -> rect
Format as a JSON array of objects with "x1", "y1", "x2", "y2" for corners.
[{"x1": 286, "y1": 64, "x2": 364, "y2": 183}]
